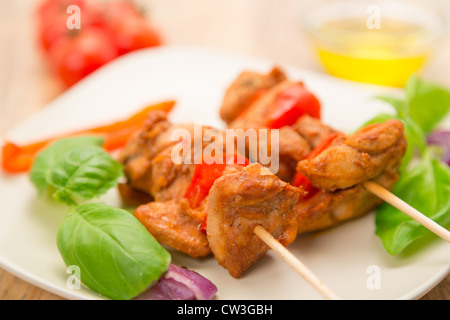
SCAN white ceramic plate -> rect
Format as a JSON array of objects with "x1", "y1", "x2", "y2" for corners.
[{"x1": 0, "y1": 46, "x2": 448, "y2": 300}]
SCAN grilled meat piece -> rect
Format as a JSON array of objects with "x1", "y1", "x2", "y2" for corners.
[
  {"x1": 292, "y1": 115, "x2": 336, "y2": 148},
  {"x1": 296, "y1": 163, "x2": 399, "y2": 233},
  {"x1": 148, "y1": 145, "x2": 195, "y2": 202},
  {"x1": 118, "y1": 110, "x2": 174, "y2": 196},
  {"x1": 297, "y1": 120, "x2": 406, "y2": 191},
  {"x1": 135, "y1": 199, "x2": 211, "y2": 258},
  {"x1": 207, "y1": 163, "x2": 303, "y2": 277},
  {"x1": 220, "y1": 67, "x2": 287, "y2": 124}
]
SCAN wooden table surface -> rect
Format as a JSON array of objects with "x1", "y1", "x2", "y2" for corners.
[{"x1": 0, "y1": 0, "x2": 449, "y2": 300}]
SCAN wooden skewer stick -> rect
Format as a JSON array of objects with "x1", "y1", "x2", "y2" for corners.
[
  {"x1": 363, "y1": 181, "x2": 450, "y2": 243},
  {"x1": 254, "y1": 225, "x2": 341, "y2": 300}
]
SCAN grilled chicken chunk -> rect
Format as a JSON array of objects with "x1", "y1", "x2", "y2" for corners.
[
  {"x1": 118, "y1": 110, "x2": 174, "y2": 198},
  {"x1": 297, "y1": 120, "x2": 406, "y2": 191},
  {"x1": 296, "y1": 164, "x2": 400, "y2": 233},
  {"x1": 220, "y1": 67, "x2": 287, "y2": 124},
  {"x1": 292, "y1": 115, "x2": 336, "y2": 148},
  {"x1": 294, "y1": 120, "x2": 406, "y2": 232},
  {"x1": 135, "y1": 199, "x2": 211, "y2": 258},
  {"x1": 207, "y1": 163, "x2": 303, "y2": 277}
]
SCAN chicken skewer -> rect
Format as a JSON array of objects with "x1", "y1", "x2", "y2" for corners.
[
  {"x1": 118, "y1": 109, "x2": 342, "y2": 299},
  {"x1": 221, "y1": 66, "x2": 450, "y2": 241},
  {"x1": 117, "y1": 102, "x2": 430, "y2": 298},
  {"x1": 116, "y1": 68, "x2": 443, "y2": 297},
  {"x1": 118, "y1": 110, "x2": 301, "y2": 263},
  {"x1": 117, "y1": 109, "x2": 412, "y2": 299},
  {"x1": 117, "y1": 85, "x2": 411, "y2": 275}
]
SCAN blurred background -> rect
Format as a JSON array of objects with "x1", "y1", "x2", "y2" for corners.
[
  {"x1": 2, "y1": 0, "x2": 450, "y2": 134},
  {"x1": 0, "y1": 0, "x2": 449, "y2": 299}
]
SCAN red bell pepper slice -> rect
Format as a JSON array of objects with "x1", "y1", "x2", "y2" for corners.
[
  {"x1": 292, "y1": 171, "x2": 318, "y2": 200},
  {"x1": 185, "y1": 153, "x2": 249, "y2": 209},
  {"x1": 293, "y1": 132, "x2": 344, "y2": 198},
  {"x1": 1, "y1": 101, "x2": 175, "y2": 174},
  {"x1": 184, "y1": 153, "x2": 250, "y2": 234},
  {"x1": 265, "y1": 83, "x2": 321, "y2": 129}
]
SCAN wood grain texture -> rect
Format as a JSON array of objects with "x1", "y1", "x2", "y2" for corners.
[{"x1": 0, "y1": 0, "x2": 449, "y2": 300}]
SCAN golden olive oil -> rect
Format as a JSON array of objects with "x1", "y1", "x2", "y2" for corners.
[{"x1": 313, "y1": 18, "x2": 431, "y2": 87}]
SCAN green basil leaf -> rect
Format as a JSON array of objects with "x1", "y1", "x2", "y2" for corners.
[
  {"x1": 405, "y1": 75, "x2": 450, "y2": 133},
  {"x1": 57, "y1": 203, "x2": 171, "y2": 300},
  {"x1": 30, "y1": 136, "x2": 104, "y2": 195},
  {"x1": 30, "y1": 136, "x2": 123, "y2": 205},
  {"x1": 49, "y1": 145, "x2": 123, "y2": 205},
  {"x1": 375, "y1": 151, "x2": 450, "y2": 255},
  {"x1": 400, "y1": 116, "x2": 426, "y2": 171}
]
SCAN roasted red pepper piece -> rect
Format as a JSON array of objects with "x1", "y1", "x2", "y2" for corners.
[
  {"x1": 185, "y1": 153, "x2": 250, "y2": 210},
  {"x1": 292, "y1": 171, "x2": 319, "y2": 200},
  {"x1": 1, "y1": 100, "x2": 175, "y2": 173},
  {"x1": 184, "y1": 153, "x2": 249, "y2": 234},
  {"x1": 265, "y1": 83, "x2": 321, "y2": 129}
]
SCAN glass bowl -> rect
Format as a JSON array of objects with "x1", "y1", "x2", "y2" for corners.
[{"x1": 300, "y1": 0, "x2": 449, "y2": 86}]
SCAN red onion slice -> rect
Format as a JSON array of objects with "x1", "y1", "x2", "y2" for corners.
[
  {"x1": 134, "y1": 264, "x2": 217, "y2": 300},
  {"x1": 163, "y1": 264, "x2": 217, "y2": 300}
]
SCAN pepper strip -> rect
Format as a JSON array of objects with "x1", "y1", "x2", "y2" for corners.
[
  {"x1": 184, "y1": 153, "x2": 250, "y2": 234},
  {"x1": 265, "y1": 83, "x2": 321, "y2": 129},
  {"x1": 1, "y1": 100, "x2": 175, "y2": 173}
]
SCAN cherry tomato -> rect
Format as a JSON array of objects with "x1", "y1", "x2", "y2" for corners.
[
  {"x1": 48, "y1": 27, "x2": 118, "y2": 87},
  {"x1": 36, "y1": 0, "x2": 71, "y2": 21},
  {"x1": 38, "y1": 15, "x2": 70, "y2": 53},
  {"x1": 36, "y1": 0, "x2": 104, "y2": 52},
  {"x1": 36, "y1": 0, "x2": 162, "y2": 87}
]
